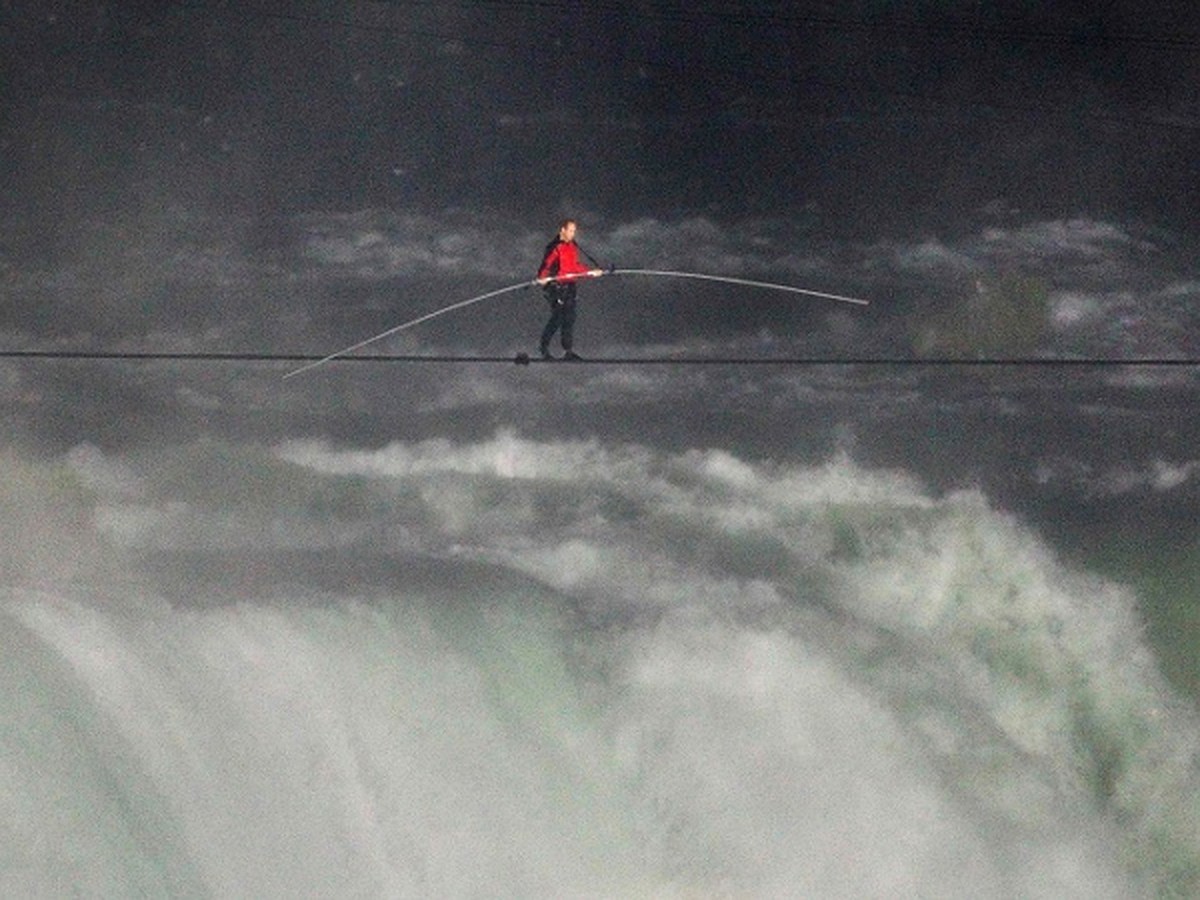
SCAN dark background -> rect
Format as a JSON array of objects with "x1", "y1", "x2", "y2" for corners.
[{"x1": 3, "y1": 1, "x2": 1198, "y2": 233}]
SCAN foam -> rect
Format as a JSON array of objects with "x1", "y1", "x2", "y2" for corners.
[{"x1": 2, "y1": 436, "x2": 1196, "y2": 895}]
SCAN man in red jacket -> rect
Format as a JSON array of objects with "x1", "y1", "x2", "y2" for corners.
[{"x1": 536, "y1": 219, "x2": 604, "y2": 360}]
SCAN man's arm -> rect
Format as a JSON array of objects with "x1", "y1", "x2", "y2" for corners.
[{"x1": 536, "y1": 242, "x2": 561, "y2": 281}]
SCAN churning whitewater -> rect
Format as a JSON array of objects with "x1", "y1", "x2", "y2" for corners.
[{"x1": 2, "y1": 434, "x2": 1197, "y2": 897}]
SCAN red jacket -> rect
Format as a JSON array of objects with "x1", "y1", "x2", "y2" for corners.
[{"x1": 537, "y1": 239, "x2": 591, "y2": 281}]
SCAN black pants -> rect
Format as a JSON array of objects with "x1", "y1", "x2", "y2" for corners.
[{"x1": 540, "y1": 282, "x2": 578, "y2": 352}]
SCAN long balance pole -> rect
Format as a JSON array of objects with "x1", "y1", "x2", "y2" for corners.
[{"x1": 283, "y1": 269, "x2": 869, "y2": 379}]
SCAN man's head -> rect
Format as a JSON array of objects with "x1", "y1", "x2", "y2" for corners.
[{"x1": 558, "y1": 219, "x2": 577, "y2": 242}]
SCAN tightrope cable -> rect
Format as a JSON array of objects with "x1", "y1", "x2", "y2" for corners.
[{"x1": 4, "y1": 350, "x2": 1197, "y2": 367}]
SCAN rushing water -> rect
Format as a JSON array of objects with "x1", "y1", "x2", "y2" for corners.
[{"x1": 3, "y1": 434, "x2": 1196, "y2": 897}]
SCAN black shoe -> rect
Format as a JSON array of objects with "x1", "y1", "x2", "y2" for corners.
[{"x1": 563, "y1": 351, "x2": 583, "y2": 361}]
